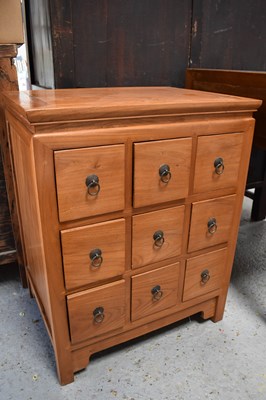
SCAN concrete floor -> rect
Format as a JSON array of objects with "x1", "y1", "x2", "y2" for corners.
[{"x1": 0, "y1": 197, "x2": 265, "y2": 400}]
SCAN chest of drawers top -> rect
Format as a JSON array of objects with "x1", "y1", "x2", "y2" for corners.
[{"x1": 3, "y1": 86, "x2": 260, "y2": 124}]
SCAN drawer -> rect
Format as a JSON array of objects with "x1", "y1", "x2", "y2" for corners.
[
  {"x1": 188, "y1": 195, "x2": 236, "y2": 253},
  {"x1": 67, "y1": 280, "x2": 126, "y2": 344},
  {"x1": 193, "y1": 133, "x2": 243, "y2": 193},
  {"x1": 131, "y1": 263, "x2": 179, "y2": 321},
  {"x1": 183, "y1": 248, "x2": 227, "y2": 302},
  {"x1": 54, "y1": 144, "x2": 125, "y2": 222},
  {"x1": 133, "y1": 138, "x2": 192, "y2": 208},
  {"x1": 132, "y1": 206, "x2": 185, "y2": 269},
  {"x1": 61, "y1": 219, "x2": 126, "y2": 290}
]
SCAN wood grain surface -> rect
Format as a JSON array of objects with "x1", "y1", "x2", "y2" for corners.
[
  {"x1": 134, "y1": 138, "x2": 192, "y2": 208},
  {"x1": 67, "y1": 280, "x2": 126, "y2": 344},
  {"x1": 54, "y1": 144, "x2": 125, "y2": 221},
  {"x1": 183, "y1": 248, "x2": 227, "y2": 302},
  {"x1": 131, "y1": 263, "x2": 180, "y2": 321},
  {"x1": 132, "y1": 206, "x2": 185, "y2": 268},
  {"x1": 188, "y1": 195, "x2": 236, "y2": 253},
  {"x1": 2, "y1": 87, "x2": 261, "y2": 124},
  {"x1": 193, "y1": 132, "x2": 244, "y2": 193},
  {"x1": 26, "y1": 0, "x2": 191, "y2": 88},
  {"x1": 9, "y1": 123, "x2": 52, "y2": 324},
  {"x1": 61, "y1": 219, "x2": 126, "y2": 289}
]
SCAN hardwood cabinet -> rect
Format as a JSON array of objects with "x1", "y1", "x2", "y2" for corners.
[{"x1": 2, "y1": 87, "x2": 261, "y2": 385}]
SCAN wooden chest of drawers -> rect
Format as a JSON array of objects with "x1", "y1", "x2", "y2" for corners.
[{"x1": 2, "y1": 87, "x2": 261, "y2": 384}]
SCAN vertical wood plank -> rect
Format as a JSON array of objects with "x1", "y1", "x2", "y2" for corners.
[
  {"x1": 72, "y1": 0, "x2": 192, "y2": 88},
  {"x1": 49, "y1": 0, "x2": 75, "y2": 88},
  {"x1": 190, "y1": 0, "x2": 266, "y2": 70},
  {"x1": 72, "y1": 0, "x2": 108, "y2": 87},
  {"x1": 107, "y1": 0, "x2": 192, "y2": 87}
]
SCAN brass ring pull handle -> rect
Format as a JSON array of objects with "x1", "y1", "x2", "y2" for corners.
[
  {"x1": 159, "y1": 164, "x2": 172, "y2": 183},
  {"x1": 151, "y1": 285, "x2": 163, "y2": 301},
  {"x1": 86, "y1": 174, "x2": 100, "y2": 196},
  {"x1": 93, "y1": 307, "x2": 105, "y2": 324},
  {"x1": 207, "y1": 218, "x2": 217, "y2": 234},
  {"x1": 90, "y1": 248, "x2": 103, "y2": 268},
  {"x1": 201, "y1": 269, "x2": 210, "y2": 284},
  {"x1": 214, "y1": 157, "x2": 224, "y2": 175},
  {"x1": 153, "y1": 230, "x2": 165, "y2": 248}
]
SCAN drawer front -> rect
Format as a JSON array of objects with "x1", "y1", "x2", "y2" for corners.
[
  {"x1": 131, "y1": 263, "x2": 179, "y2": 321},
  {"x1": 61, "y1": 219, "x2": 126, "y2": 290},
  {"x1": 183, "y1": 248, "x2": 227, "y2": 302},
  {"x1": 132, "y1": 206, "x2": 185, "y2": 269},
  {"x1": 188, "y1": 195, "x2": 236, "y2": 253},
  {"x1": 67, "y1": 280, "x2": 126, "y2": 344},
  {"x1": 54, "y1": 144, "x2": 125, "y2": 222},
  {"x1": 193, "y1": 133, "x2": 243, "y2": 194},
  {"x1": 134, "y1": 138, "x2": 192, "y2": 208}
]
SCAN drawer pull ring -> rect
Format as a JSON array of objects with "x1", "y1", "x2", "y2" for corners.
[
  {"x1": 159, "y1": 164, "x2": 172, "y2": 183},
  {"x1": 153, "y1": 230, "x2": 165, "y2": 247},
  {"x1": 214, "y1": 157, "x2": 224, "y2": 175},
  {"x1": 207, "y1": 218, "x2": 217, "y2": 234},
  {"x1": 86, "y1": 174, "x2": 101, "y2": 196},
  {"x1": 151, "y1": 285, "x2": 163, "y2": 301},
  {"x1": 93, "y1": 307, "x2": 105, "y2": 323},
  {"x1": 90, "y1": 248, "x2": 103, "y2": 268},
  {"x1": 201, "y1": 269, "x2": 210, "y2": 284}
]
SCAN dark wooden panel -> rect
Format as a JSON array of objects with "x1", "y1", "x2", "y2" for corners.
[
  {"x1": 73, "y1": 0, "x2": 192, "y2": 87},
  {"x1": 106, "y1": 0, "x2": 191, "y2": 87},
  {"x1": 49, "y1": 0, "x2": 75, "y2": 88},
  {"x1": 72, "y1": 0, "x2": 108, "y2": 88},
  {"x1": 190, "y1": 0, "x2": 266, "y2": 71},
  {"x1": 26, "y1": 0, "x2": 54, "y2": 88}
]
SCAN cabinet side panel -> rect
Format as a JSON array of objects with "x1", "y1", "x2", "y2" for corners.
[{"x1": 9, "y1": 122, "x2": 52, "y2": 327}]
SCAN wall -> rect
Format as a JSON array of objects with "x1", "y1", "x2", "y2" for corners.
[
  {"x1": 26, "y1": 0, "x2": 192, "y2": 88},
  {"x1": 190, "y1": 0, "x2": 266, "y2": 70},
  {"x1": 26, "y1": 1, "x2": 266, "y2": 89}
]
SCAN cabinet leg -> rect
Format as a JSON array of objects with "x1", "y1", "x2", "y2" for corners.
[
  {"x1": 211, "y1": 295, "x2": 226, "y2": 323},
  {"x1": 57, "y1": 366, "x2": 75, "y2": 386},
  {"x1": 200, "y1": 298, "x2": 216, "y2": 320},
  {"x1": 55, "y1": 348, "x2": 75, "y2": 385}
]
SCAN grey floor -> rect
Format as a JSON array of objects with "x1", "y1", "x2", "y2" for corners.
[{"x1": 0, "y1": 197, "x2": 265, "y2": 400}]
